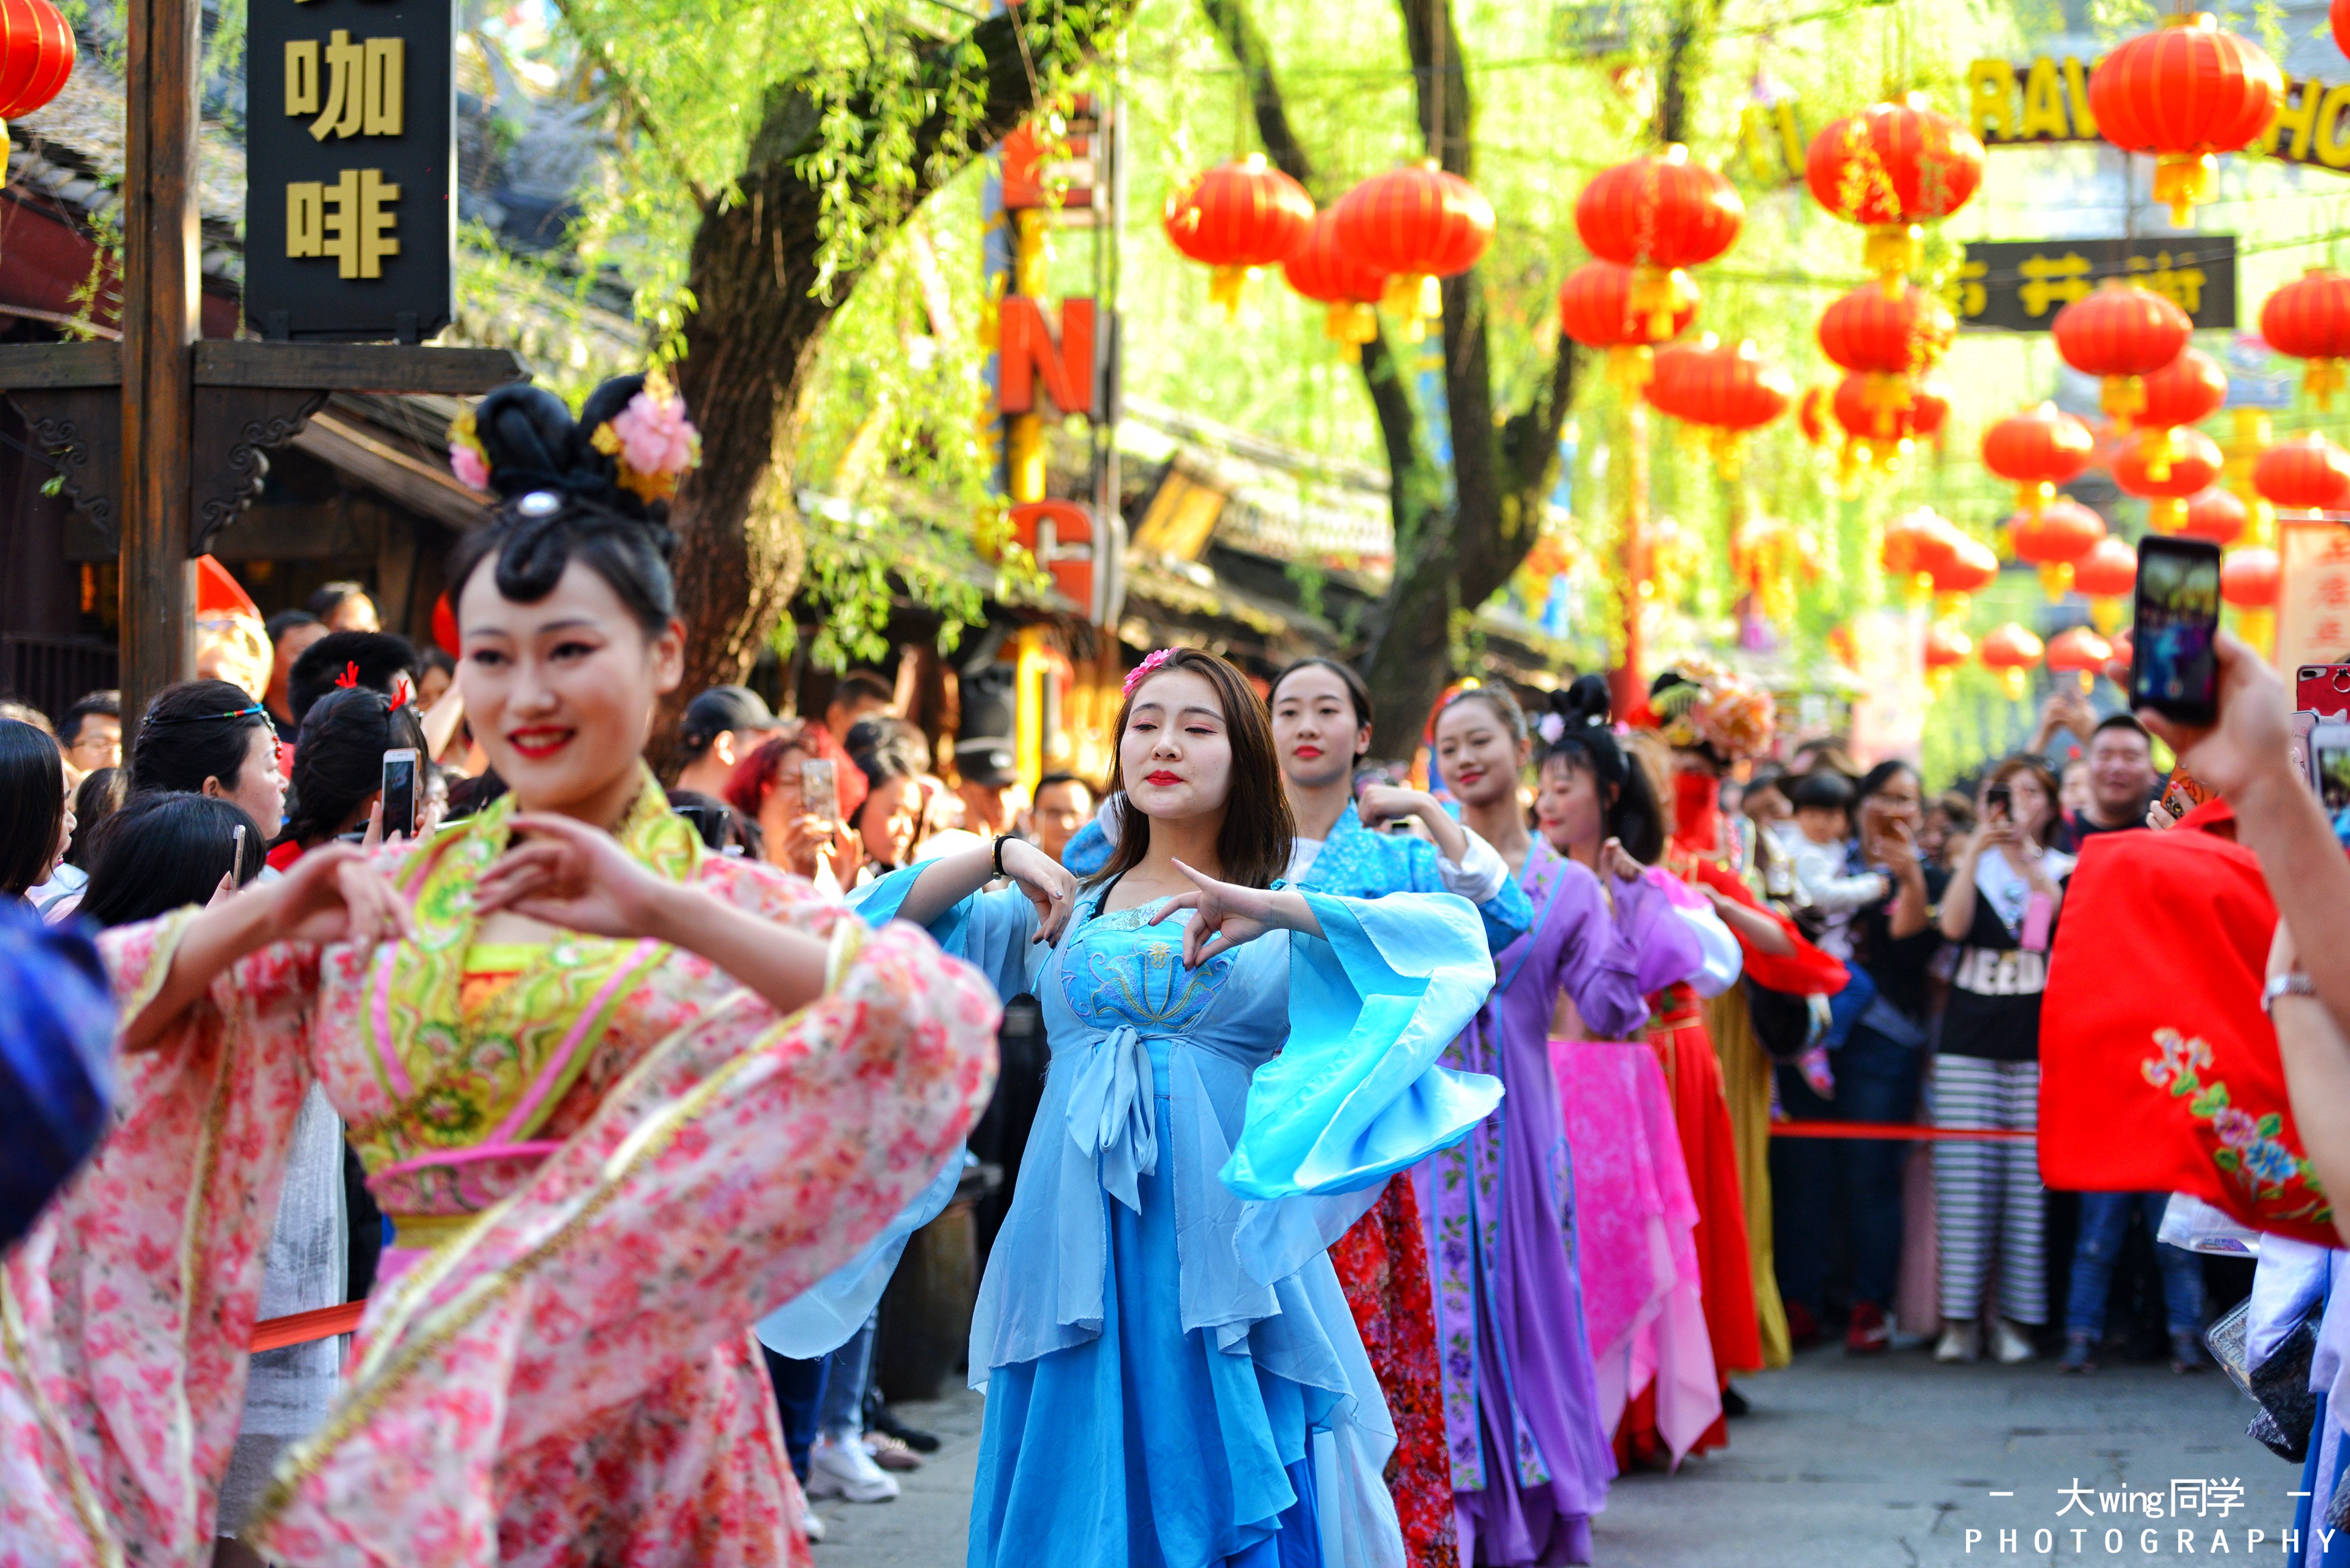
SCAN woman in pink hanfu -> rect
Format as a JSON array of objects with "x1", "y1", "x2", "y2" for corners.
[{"x1": 0, "y1": 378, "x2": 999, "y2": 1568}]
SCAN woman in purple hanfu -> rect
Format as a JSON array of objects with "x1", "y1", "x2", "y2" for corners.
[{"x1": 1411, "y1": 685, "x2": 1703, "y2": 1565}]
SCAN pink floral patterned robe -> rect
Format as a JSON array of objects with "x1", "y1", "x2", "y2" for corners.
[{"x1": 0, "y1": 784, "x2": 999, "y2": 1568}]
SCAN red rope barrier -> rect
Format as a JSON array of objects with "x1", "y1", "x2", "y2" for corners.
[
  {"x1": 1770, "y1": 1122, "x2": 2034, "y2": 1143},
  {"x1": 250, "y1": 1300, "x2": 365, "y2": 1353}
]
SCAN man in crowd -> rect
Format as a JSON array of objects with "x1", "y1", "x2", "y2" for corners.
[
  {"x1": 57, "y1": 693, "x2": 120, "y2": 777},
  {"x1": 1026, "y1": 771, "x2": 1094, "y2": 865},
  {"x1": 953, "y1": 738, "x2": 1021, "y2": 835},
  {"x1": 673, "y1": 685, "x2": 780, "y2": 799},
  {"x1": 308, "y1": 581, "x2": 381, "y2": 633},
  {"x1": 824, "y1": 670, "x2": 895, "y2": 744},
  {"x1": 2073, "y1": 715, "x2": 2161, "y2": 844},
  {"x1": 265, "y1": 611, "x2": 330, "y2": 741}
]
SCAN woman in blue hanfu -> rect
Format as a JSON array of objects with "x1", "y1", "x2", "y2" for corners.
[{"x1": 863, "y1": 646, "x2": 1502, "y2": 1568}]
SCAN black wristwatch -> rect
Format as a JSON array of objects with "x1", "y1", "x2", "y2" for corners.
[{"x1": 993, "y1": 833, "x2": 1015, "y2": 878}]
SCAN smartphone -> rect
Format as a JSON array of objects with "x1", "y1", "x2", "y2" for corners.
[
  {"x1": 1984, "y1": 784, "x2": 2012, "y2": 818},
  {"x1": 2159, "y1": 763, "x2": 2214, "y2": 821},
  {"x1": 230, "y1": 822, "x2": 246, "y2": 882},
  {"x1": 2130, "y1": 536, "x2": 2224, "y2": 726},
  {"x1": 2300, "y1": 665, "x2": 2350, "y2": 718},
  {"x1": 380, "y1": 748, "x2": 418, "y2": 840},
  {"x1": 2312, "y1": 722, "x2": 2350, "y2": 822},
  {"x1": 800, "y1": 757, "x2": 840, "y2": 825}
]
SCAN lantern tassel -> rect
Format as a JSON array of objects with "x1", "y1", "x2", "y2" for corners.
[
  {"x1": 2090, "y1": 596, "x2": 2125, "y2": 636},
  {"x1": 1324, "y1": 301, "x2": 1378, "y2": 362},
  {"x1": 1628, "y1": 263, "x2": 1691, "y2": 341},
  {"x1": 2307, "y1": 358, "x2": 2345, "y2": 412},
  {"x1": 2102, "y1": 374, "x2": 2147, "y2": 434},
  {"x1": 2141, "y1": 425, "x2": 2177, "y2": 484},
  {"x1": 2002, "y1": 667, "x2": 2028, "y2": 703},
  {"x1": 2037, "y1": 561, "x2": 2074, "y2": 603},
  {"x1": 1863, "y1": 224, "x2": 1922, "y2": 297},
  {"x1": 1604, "y1": 344, "x2": 1656, "y2": 391},
  {"x1": 2016, "y1": 480, "x2": 2054, "y2": 516},
  {"x1": 2152, "y1": 153, "x2": 2216, "y2": 228},
  {"x1": 1863, "y1": 373, "x2": 1914, "y2": 440},
  {"x1": 1208, "y1": 265, "x2": 1252, "y2": 318},
  {"x1": 2149, "y1": 497, "x2": 2188, "y2": 533}
]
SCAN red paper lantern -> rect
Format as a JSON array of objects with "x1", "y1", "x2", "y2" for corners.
[
  {"x1": 1980, "y1": 402, "x2": 2094, "y2": 514},
  {"x1": 1557, "y1": 259, "x2": 1697, "y2": 389},
  {"x1": 2089, "y1": 13, "x2": 2283, "y2": 225},
  {"x1": 2113, "y1": 426, "x2": 2224, "y2": 531},
  {"x1": 1796, "y1": 385, "x2": 1834, "y2": 447},
  {"x1": 1333, "y1": 162, "x2": 1495, "y2": 323},
  {"x1": 1283, "y1": 209, "x2": 1387, "y2": 360},
  {"x1": 1804, "y1": 93, "x2": 1986, "y2": 291},
  {"x1": 2010, "y1": 497, "x2": 2108, "y2": 599},
  {"x1": 1933, "y1": 533, "x2": 2002, "y2": 605},
  {"x1": 1832, "y1": 371, "x2": 1950, "y2": 459},
  {"x1": 2261, "y1": 269, "x2": 2350, "y2": 411},
  {"x1": 1574, "y1": 146, "x2": 1744, "y2": 340},
  {"x1": 2047, "y1": 626, "x2": 2116, "y2": 693},
  {"x1": 2073, "y1": 536, "x2": 2141, "y2": 599},
  {"x1": 1881, "y1": 508, "x2": 1962, "y2": 600},
  {"x1": 1163, "y1": 155, "x2": 1315, "y2": 315},
  {"x1": 1817, "y1": 285, "x2": 1954, "y2": 375},
  {"x1": 2178, "y1": 487, "x2": 2249, "y2": 544},
  {"x1": 2222, "y1": 548, "x2": 2281, "y2": 609},
  {"x1": 2253, "y1": 431, "x2": 2350, "y2": 512},
  {"x1": 0, "y1": 0, "x2": 73, "y2": 121},
  {"x1": 1924, "y1": 623, "x2": 1973, "y2": 671},
  {"x1": 1980, "y1": 621, "x2": 2047, "y2": 700},
  {"x1": 1644, "y1": 336, "x2": 1794, "y2": 472},
  {"x1": 2336, "y1": 0, "x2": 2350, "y2": 57},
  {"x1": 2051, "y1": 281, "x2": 2194, "y2": 430},
  {"x1": 2130, "y1": 348, "x2": 2230, "y2": 484}
]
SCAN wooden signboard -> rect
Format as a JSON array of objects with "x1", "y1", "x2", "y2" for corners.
[
  {"x1": 1947, "y1": 235, "x2": 2237, "y2": 332},
  {"x1": 244, "y1": 0, "x2": 456, "y2": 342}
]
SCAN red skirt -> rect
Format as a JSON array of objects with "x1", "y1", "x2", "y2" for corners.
[
  {"x1": 1645, "y1": 988, "x2": 1764, "y2": 1384},
  {"x1": 1329, "y1": 1173, "x2": 1457, "y2": 1568}
]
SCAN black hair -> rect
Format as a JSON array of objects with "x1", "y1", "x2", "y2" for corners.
[
  {"x1": 442, "y1": 377, "x2": 679, "y2": 638},
  {"x1": 418, "y1": 646, "x2": 457, "y2": 679},
  {"x1": 62, "y1": 767, "x2": 126, "y2": 873},
  {"x1": 1436, "y1": 681, "x2": 1530, "y2": 744},
  {"x1": 1789, "y1": 769, "x2": 1856, "y2": 813},
  {"x1": 130, "y1": 679, "x2": 274, "y2": 799},
  {"x1": 1855, "y1": 758, "x2": 1919, "y2": 805},
  {"x1": 58, "y1": 691, "x2": 119, "y2": 747},
  {"x1": 1536, "y1": 675, "x2": 1664, "y2": 864},
  {"x1": 287, "y1": 632, "x2": 419, "y2": 728},
  {"x1": 2090, "y1": 712, "x2": 2151, "y2": 746},
  {"x1": 1270, "y1": 657, "x2": 1375, "y2": 759},
  {"x1": 1033, "y1": 771, "x2": 1094, "y2": 801},
  {"x1": 280, "y1": 687, "x2": 430, "y2": 848},
  {"x1": 830, "y1": 670, "x2": 895, "y2": 709},
  {"x1": 446, "y1": 767, "x2": 509, "y2": 822},
  {"x1": 266, "y1": 608, "x2": 321, "y2": 647},
  {"x1": 307, "y1": 581, "x2": 374, "y2": 622},
  {"x1": 0, "y1": 718, "x2": 62, "y2": 896},
  {"x1": 78, "y1": 792, "x2": 263, "y2": 927},
  {"x1": 845, "y1": 721, "x2": 926, "y2": 826},
  {"x1": 666, "y1": 788, "x2": 745, "y2": 853}
]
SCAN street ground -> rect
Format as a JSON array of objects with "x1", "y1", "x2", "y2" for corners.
[{"x1": 814, "y1": 1344, "x2": 2288, "y2": 1567}]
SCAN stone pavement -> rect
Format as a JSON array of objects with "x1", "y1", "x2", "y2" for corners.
[{"x1": 812, "y1": 1347, "x2": 2290, "y2": 1566}]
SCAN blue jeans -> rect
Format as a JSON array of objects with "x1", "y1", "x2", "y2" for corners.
[
  {"x1": 819, "y1": 1311, "x2": 879, "y2": 1441},
  {"x1": 763, "y1": 1349, "x2": 827, "y2": 1481},
  {"x1": 1773, "y1": 1022, "x2": 1924, "y2": 1314},
  {"x1": 2064, "y1": 1191, "x2": 2206, "y2": 1338}
]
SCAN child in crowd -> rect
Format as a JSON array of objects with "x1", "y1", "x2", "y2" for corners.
[{"x1": 1770, "y1": 769, "x2": 1887, "y2": 1098}]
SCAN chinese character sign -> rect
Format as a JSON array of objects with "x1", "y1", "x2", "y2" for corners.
[
  {"x1": 245, "y1": 0, "x2": 453, "y2": 340},
  {"x1": 1945, "y1": 236, "x2": 2237, "y2": 334},
  {"x1": 2276, "y1": 522, "x2": 2350, "y2": 676}
]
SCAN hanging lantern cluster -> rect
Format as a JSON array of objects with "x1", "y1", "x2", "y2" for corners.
[
  {"x1": 2177, "y1": 486, "x2": 2249, "y2": 544},
  {"x1": 1980, "y1": 403, "x2": 2094, "y2": 517},
  {"x1": 1574, "y1": 146, "x2": 1745, "y2": 338},
  {"x1": 1283, "y1": 211, "x2": 1388, "y2": 360},
  {"x1": 1831, "y1": 369, "x2": 1950, "y2": 483},
  {"x1": 2260, "y1": 270, "x2": 2350, "y2": 409},
  {"x1": 2224, "y1": 545, "x2": 2283, "y2": 655},
  {"x1": 2073, "y1": 536, "x2": 2140, "y2": 634},
  {"x1": 1163, "y1": 155, "x2": 1315, "y2": 317},
  {"x1": 1331, "y1": 160, "x2": 1495, "y2": 334},
  {"x1": 2114, "y1": 426, "x2": 2224, "y2": 532},
  {"x1": 1558, "y1": 260, "x2": 1697, "y2": 389},
  {"x1": 2051, "y1": 281, "x2": 2193, "y2": 430},
  {"x1": 2088, "y1": 13, "x2": 2282, "y2": 226},
  {"x1": 1644, "y1": 335, "x2": 1795, "y2": 477},
  {"x1": 1803, "y1": 93, "x2": 1986, "y2": 294},
  {"x1": 2133, "y1": 348, "x2": 2229, "y2": 482},
  {"x1": 1731, "y1": 513, "x2": 1818, "y2": 629},
  {"x1": 1881, "y1": 507, "x2": 1971, "y2": 605},
  {"x1": 2008, "y1": 496, "x2": 2108, "y2": 602},
  {"x1": 1979, "y1": 621, "x2": 2047, "y2": 701}
]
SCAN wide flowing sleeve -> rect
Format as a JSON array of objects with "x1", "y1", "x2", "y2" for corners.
[
  {"x1": 1221, "y1": 889, "x2": 1499, "y2": 1203},
  {"x1": 855, "y1": 863, "x2": 1043, "y2": 1002},
  {"x1": 2, "y1": 908, "x2": 326, "y2": 1564},
  {"x1": 1646, "y1": 868, "x2": 1744, "y2": 998}
]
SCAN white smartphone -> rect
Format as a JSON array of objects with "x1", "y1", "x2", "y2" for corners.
[{"x1": 381, "y1": 748, "x2": 419, "y2": 840}]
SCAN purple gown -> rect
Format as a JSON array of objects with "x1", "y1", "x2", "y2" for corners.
[{"x1": 1414, "y1": 837, "x2": 1702, "y2": 1567}]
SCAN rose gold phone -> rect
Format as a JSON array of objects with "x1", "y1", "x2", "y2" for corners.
[{"x1": 800, "y1": 757, "x2": 839, "y2": 824}]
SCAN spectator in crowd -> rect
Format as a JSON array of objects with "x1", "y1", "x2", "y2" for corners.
[
  {"x1": 672, "y1": 685, "x2": 779, "y2": 799},
  {"x1": 824, "y1": 669, "x2": 896, "y2": 744},
  {"x1": 722, "y1": 720, "x2": 867, "y2": 884},
  {"x1": 2026, "y1": 687, "x2": 2100, "y2": 765},
  {"x1": 57, "y1": 693, "x2": 121, "y2": 778},
  {"x1": 128, "y1": 679, "x2": 288, "y2": 840},
  {"x1": 0, "y1": 718, "x2": 67, "y2": 901},
  {"x1": 0, "y1": 898, "x2": 114, "y2": 1255},
  {"x1": 2061, "y1": 1189, "x2": 2207, "y2": 1375},
  {"x1": 1933, "y1": 756, "x2": 2073, "y2": 1365},
  {"x1": 415, "y1": 647, "x2": 457, "y2": 712},
  {"x1": 2067, "y1": 715, "x2": 2161, "y2": 848},
  {"x1": 0, "y1": 701, "x2": 54, "y2": 742},
  {"x1": 1920, "y1": 791, "x2": 1975, "y2": 871},
  {"x1": 2059, "y1": 759, "x2": 2092, "y2": 822},
  {"x1": 263, "y1": 610, "x2": 329, "y2": 740},
  {"x1": 666, "y1": 789, "x2": 754, "y2": 856},
  {"x1": 1781, "y1": 769, "x2": 1888, "y2": 962},
  {"x1": 845, "y1": 719, "x2": 927, "y2": 873},
  {"x1": 267, "y1": 687, "x2": 430, "y2": 870},
  {"x1": 286, "y1": 631, "x2": 419, "y2": 733},
  {"x1": 28, "y1": 767, "x2": 124, "y2": 918},
  {"x1": 953, "y1": 739, "x2": 1021, "y2": 834},
  {"x1": 308, "y1": 581, "x2": 380, "y2": 632},
  {"x1": 1026, "y1": 771, "x2": 1094, "y2": 865},
  {"x1": 77, "y1": 792, "x2": 264, "y2": 927}
]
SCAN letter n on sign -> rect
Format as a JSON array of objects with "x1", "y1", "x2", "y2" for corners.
[{"x1": 998, "y1": 297, "x2": 1095, "y2": 418}]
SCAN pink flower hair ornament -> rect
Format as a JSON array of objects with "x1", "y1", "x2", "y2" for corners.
[
  {"x1": 1122, "y1": 648, "x2": 1176, "y2": 697},
  {"x1": 446, "y1": 407, "x2": 491, "y2": 492},
  {"x1": 592, "y1": 370, "x2": 702, "y2": 504}
]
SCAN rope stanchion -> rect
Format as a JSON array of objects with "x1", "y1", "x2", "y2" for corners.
[
  {"x1": 250, "y1": 1300, "x2": 365, "y2": 1353},
  {"x1": 1770, "y1": 1121, "x2": 2033, "y2": 1143}
]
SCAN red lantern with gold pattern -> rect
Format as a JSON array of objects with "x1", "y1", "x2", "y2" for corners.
[
  {"x1": 2010, "y1": 497, "x2": 2108, "y2": 601},
  {"x1": 2262, "y1": 268, "x2": 2350, "y2": 409},
  {"x1": 1284, "y1": 209, "x2": 1387, "y2": 361},
  {"x1": 0, "y1": 0, "x2": 72, "y2": 121},
  {"x1": 1804, "y1": 94, "x2": 1987, "y2": 292},
  {"x1": 1832, "y1": 371, "x2": 1950, "y2": 459},
  {"x1": 1981, "y1": 402, "x2": 2094, "y2": 515},
  {"x1": 1557, "y1": 259, "x2": 1698, "y2": 389},
  {"x1": 2132, "y1": 347, "x2": 2230, "y2": 483},
  {"x1": 2253, "y1": 431, "x2": 2350, "y2": 513},
  {"x1": 2052, "y1": 282, "x2": 2194, "y2": 430},
  {"x1": 1932, "y1": 533, "x2": 2002, "y2": 618},
  {"x1": 1881, "y1": 508, "x2": 1962, "y2": 602},
  {"x1": 2222, "y1": 547, "x2": 2281, "y2": 609},
  {"x1": 1333, "y1": 162, "x2": 1495, "y2": 325},
  {"x1": 1644, "y1": 336, "x2": 1794, "y2": 473},
  {"x1": 1163, "y1": 155, "x2": 1315, "y2": 315},
  {"x1": 2178, "y1": 486, "x2": 2249, "y2": 544},
  {"x1": 1818, "y1": 285, "x2": 1954, "y2": 375},
  {"x1": 2089, "y1": 13, "x2": 2283, "y2": 226},
  {"x1": 1924, "y1": 622, "x2": 1972, "y2": 695},
  {"x1": 2114, "y1": 426, "x2": 2224, "y2": 531},
  {"x1": 1980, "y1": 621, "x2": 2047, "y2": 701},
  {"x1": 1574, "y1": 146, "x2": 1744, "y2": 340}
]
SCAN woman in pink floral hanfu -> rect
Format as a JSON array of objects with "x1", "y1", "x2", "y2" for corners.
[{"x1": 0, "y1": 377, "x2": 999, "y2": 1568}]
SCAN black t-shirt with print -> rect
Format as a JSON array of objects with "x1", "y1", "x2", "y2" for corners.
[{"x1": 1939, "y1": 882, "x2": 2067, "y2": 1063}]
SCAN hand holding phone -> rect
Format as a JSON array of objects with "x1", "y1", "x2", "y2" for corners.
[
  {"x1": 380, "y1": 748, "x2": 419, "y2": 841},
  {"x1": 800, "y1": 758, "x2": 840, "y2": 827}
]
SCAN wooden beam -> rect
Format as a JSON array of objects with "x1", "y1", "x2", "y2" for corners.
[
  {"x1": 0, "y1": 342, "x2": 122, "y2": 389},
  {"x1": 193, "y1": 342, "x2": 528, "y2": 395},
  {"x1": 118, "y1": 0, "x2": 201, "y2": 729}
]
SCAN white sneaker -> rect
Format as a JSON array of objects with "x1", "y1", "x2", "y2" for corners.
[
  {"x1": 807, "y1": 1434, "x2": 900, "y2": 1503},
  {"x1": 1992, "y1": 1318, "x2": 2038, "y2": 1365},
  {"x1": 1935, "y1": 1320, "x2": 1980, "y2": 1363},
  {"x1": 800, "y1": 1508, "x2": 827, "y2": 1542}
]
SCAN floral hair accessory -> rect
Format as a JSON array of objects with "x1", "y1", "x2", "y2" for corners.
[
  {"x1": 1648, "y1": 654, "x2": 1775, "y2": 761},
  {"x1": 1536, "y1": 712, "x2": 1566, "y2": 744},
  {"x1": 447, "y1": 406, "x2": 490, "y2": 492},
  {"x1": 590, "y1": 369, "x2": 702, "y2": 504},
  {"x1": 333, "y1": 661, "x2": 361, "y2": 690},
  {"x1": 1122, "y1": 648, "x2": 1175, "y2": 697}
]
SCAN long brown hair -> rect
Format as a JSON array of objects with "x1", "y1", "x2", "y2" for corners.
[{"x1": 1091, "y1": 648, "x2": 1294, "y2": 891}]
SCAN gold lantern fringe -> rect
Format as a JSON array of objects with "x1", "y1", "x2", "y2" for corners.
[
  {"x1": 1209, "y1": 264, "x2": 1254, "y2": 317},
  {"x1": 1630, "y1": 263, "x2": 1693, "y2": 340},
  {"x1": 2037, "y1": 560, "x2": 2074, "y2": 602},
  {"x1": 2000, "y1": 667, "x2": 2029, "y2": 702},
  {"x1": 2153, "y1": 152, "x2": 2216, "y2": 228},
  {"x1": 1380, "y1": 273, "x2": 1442, "y2": 334},
  {"x1": 2306, "y1": 358, "x2": 2346, "y2": 411},
  {"x1": 1603, "y1": 344, "x2": 1658, "y2": 390},
  {"x1": 2147, "y1": 496, "x2": 2188, "y2": 532},
  {"x1": 2139, "y1": 425, "x2": 2179, "y2": 483},
  {"x1": 1864, "y1": 224, "x2": 1922, "y2": 297},
  {"x1": 2015, "y1": 480, "x2": 2056, "y2": 516},
  {"x1": 1323, "y1": 301, "x2": 1378, "y2": 361},
  {"x1": 2102, "y1": 373, "x2": 2147, "y2": 432},
  {"x1": 2090, "y1": 596, "x2": 2126, "y2": 635}
]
